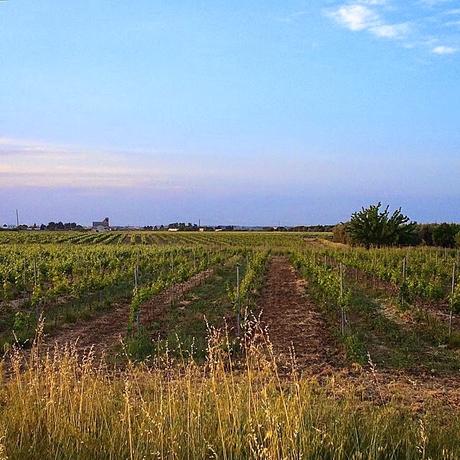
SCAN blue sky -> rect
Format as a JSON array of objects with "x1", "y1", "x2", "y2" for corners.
[{"x1": 1, "y1": 0, "x2": 459, "y2": 226}]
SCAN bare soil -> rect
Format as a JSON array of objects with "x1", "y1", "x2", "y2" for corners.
[
  {"x1": 257, "y1": 256, "x2": 344, "y2": 374},
  {"x1": 257, "y1": 256, "x2": 460, "y2": 409},
  {"x1": 42, "y1": 269, "x2": 214, "y2": 356},
  {"x1": 140, "y1": 269, "x2": 213, "y2": 327}
]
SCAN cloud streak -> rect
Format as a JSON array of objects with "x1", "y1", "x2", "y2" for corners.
[
  {"x1": 432, "y1": 44, "x2": 457, "y2": 54},
  {"x1": 326, "y1": 0, "x2": 460, "y2": 56},
  {"x1": 0, "y1": 138, "x2": 181, "y2": 190},
  {"x1": 0, "y1": 138, "x2": 335, "y2": 192},
  {"x1": 327, "y1": 2, "x2": 410, "y2": 40}
]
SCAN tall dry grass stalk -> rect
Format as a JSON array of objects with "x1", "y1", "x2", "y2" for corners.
[{"x1": 0, "y1": 325, "x2": 458, "y2": 459}]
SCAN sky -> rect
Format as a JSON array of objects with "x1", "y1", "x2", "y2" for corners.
[{"x1": 1, "y1": 0, "x2": 459, "y2": 226}]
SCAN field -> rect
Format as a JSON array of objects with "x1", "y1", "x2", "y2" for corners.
[{"x1": 0, "y1": 231, "x2": 459, "y2": 459}]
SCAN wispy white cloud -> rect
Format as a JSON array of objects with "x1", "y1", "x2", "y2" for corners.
[
  {"x1": 326, "y1": 1, "x2": 459, "y2": 56},
  {"x1": 0, "y1": 138, "x2": 181, "y2": 190},
  {"x1": 442, "y1": 9, "x2": 460, "y2": 27},
  {"x1": 432, "y1": 44, "x2": 457, "y2": 53},
  {"x1": 419, "y1": 0, "x2": 457, "y2": 7},
  {"x1": 371, "y1": 23, "x2": 411, "y2": 38},
  {"x1": 327, "y1": 3, "x2": 410, "y2": 40},
  {"x1": 0, "y1": 138, "x2": 320, "y2": 192},
  {"x1": 275, "y1": 10, "x2": 308, "y2": 24},
  {"x1": 361, "y1": 0, "x2": 387, "y2": 5},
  {"x1": 329, "y1": 4, "x2": 380, "y2": 31},
  {"x1": 444, "y1": 8, "x2": 460, "y2": 15}
]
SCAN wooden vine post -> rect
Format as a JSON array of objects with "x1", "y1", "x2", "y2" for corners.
[
  {"x1": 236, "y1": 263, "x2": 241, "y2": 337},
  {"x1": 134, "y1": 263, "x2": 140, "y2": 330},
  {"x1": 340, "y1": 263, "x2": 345, "y2": 336},
  {"x1": 170, "y1": 252, "x2": 176, "y2": 305},
  {"x1": 449, "y1": 262, "x2": 456, "y2": 337},
  {"x1": 33, "y1": 258, "x2": 40, "y2": 320},
  {"x1": 400, "y1": 256, "x2": 407, "y2": 306}
]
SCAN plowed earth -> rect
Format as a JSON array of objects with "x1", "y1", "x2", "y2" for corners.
[
  {"x1": 257, "y1": 256, "x2": 344, "y2": 374},
  {"x1": 257, "y1": 256, "x2": 460, "y2": 409},
  {"x1": 42, "y1": 269, "x2": 214, "y2": 356}
]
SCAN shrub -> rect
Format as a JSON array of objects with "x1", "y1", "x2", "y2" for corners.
[
  {"x1": 347, "y1": 203, "x2": 416, "y2": 248},
  {"x1": 432, "y1": 223, "x2": 458, "y2": 248}
]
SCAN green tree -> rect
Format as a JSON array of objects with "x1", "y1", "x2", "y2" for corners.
[
  {"x1": 417, "y1": 224, "x2": 435, "y2": 246},
  {"x1": 347, "y1": 203, "x2": 416, "y2": 249},
  {"x1": 433, "y1": 223, "x2": 458, "y2": 248}
]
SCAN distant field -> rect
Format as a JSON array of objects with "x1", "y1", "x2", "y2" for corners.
[
  {"x1": 0, "y1": 229, "x2": 333, "y2": 246},
  {"x1": 0, "y1": 231, "x2": 458, "y2": 459}
]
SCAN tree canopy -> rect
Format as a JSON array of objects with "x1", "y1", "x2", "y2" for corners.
[
  {"x1": 347, "y1": 203, "x2": 416, "y2": 248},
  {"x1": 432, "y1": 223, "x2": 459, "y2": 248}
]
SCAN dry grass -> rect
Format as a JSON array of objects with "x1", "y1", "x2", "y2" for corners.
[{"x1": 0, "y1": 327, "x2": 458, "y2": 460}]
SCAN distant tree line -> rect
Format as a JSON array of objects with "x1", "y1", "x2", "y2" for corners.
[
  {"x1": 141, "y1": 224, "x2": 334, "y2": 232},
  {"x1": 143, "y1": 223, "x2": 235, "y2": 231},
  {"x1": 290, "y1": 225, "x2": 334, "y2": 233},
  {"x1": 1, "y1": 222, "x2": 85, "y2": 231},
  {"x1": 40, "y1": 222, "x2": 84, "y2": 231},
  {"x1": 416, "y1": 223, "x2": 460, "y2": 248},
  {"x1": 333, "y1": 203, "x2": 460, "y2": 248}
]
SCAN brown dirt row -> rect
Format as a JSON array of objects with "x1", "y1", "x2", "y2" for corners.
[
  {"x1": 257, "y1": 256, "x2": 344, "y2": 375},
  {"x1": 257, "y1": 256, "x2": 460, "y2": 409},
  {"x1": 41, "y1": 269, "x2": 214, "y2": 356},
  {"x1": 140, "y1": 268, "x2": 214, "y2": 327}
]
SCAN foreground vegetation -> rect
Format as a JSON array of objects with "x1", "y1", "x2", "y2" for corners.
[{"x1": 1, "y1": 334, "x2": 459, "y2": 460}]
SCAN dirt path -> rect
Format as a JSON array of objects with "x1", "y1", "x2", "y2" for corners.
[
  {"x1": 256, "y1": 256, "x2": 460, "y2": 408},
  {"x1": 43, "y1": 269, "x2": 214, "y2": 356},
  {"x1": 258, "y1": 256, "x2": 343, "y2": 374},
  {"x1": 140, "y1": 269, "x2": 213, "y2": 327}
]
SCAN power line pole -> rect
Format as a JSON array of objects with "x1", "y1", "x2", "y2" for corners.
[{"x1": 16, "y1": 209, "x2": 19, "y2": 228}]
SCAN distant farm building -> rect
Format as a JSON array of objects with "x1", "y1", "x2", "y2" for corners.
[{"x1": 92, "y1": 217, "x2": 110, "y2": 232}]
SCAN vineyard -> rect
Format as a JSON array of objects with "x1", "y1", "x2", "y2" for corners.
[{"x1": 0, "y1": 231, "x2": 459, "y2": 458}]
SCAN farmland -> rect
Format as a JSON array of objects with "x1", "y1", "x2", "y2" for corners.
[{"x1": 0, "y1": 231, "x2": 459, "y2": 459}]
